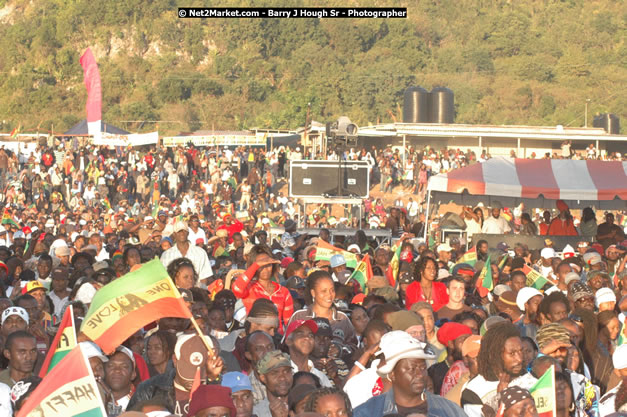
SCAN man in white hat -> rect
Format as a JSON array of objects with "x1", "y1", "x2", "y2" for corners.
[
  {"x1": 160, "y1": 221, "x2": 214, "y2": 287},
  {"x1": 436, "y1": 243, "x2": 453, "y2": 269},
  {"x1": 354, "y1": 331, "x2": 466, "y2": 417}
]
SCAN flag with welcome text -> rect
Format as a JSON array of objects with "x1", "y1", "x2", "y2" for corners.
[
  {"x1": 39, "y1": 305, "x2": 76, "y2": 377},
  {"x1": 17, "y1": 344, "x2": 107, "y2": 417},
  {"x1": 348, "y1": 254, "x2": 374, "y2": 292},
  {"x1": 80, "y1": 259, "x2": 192, "y2": 354},
  {"x1": 475, "y1": 255, "x2": 493, "y2": 298},
  {"x1": 314, "y1": 240, "x2": 358, "y2": 269},
  {"x1": 529, "y1": 365, "x2": 557, "y2": 417}
]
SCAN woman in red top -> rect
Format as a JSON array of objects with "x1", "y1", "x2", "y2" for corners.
[
  {"x1": 232, "y1": 245, "x2": 294, "y2": 329},
  {"x1": 405, "y1": 256, "x2": 449, "y2": 311}
]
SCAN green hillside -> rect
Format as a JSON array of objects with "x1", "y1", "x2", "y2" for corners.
[{"x1": 0, "y1": 0, "x2": 625, "y2": 135}]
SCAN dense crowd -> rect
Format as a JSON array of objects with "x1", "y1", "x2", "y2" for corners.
[{"x1": 0, "y1": 140, "x2": 625, "y2": 417}]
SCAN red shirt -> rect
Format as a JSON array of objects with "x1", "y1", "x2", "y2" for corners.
[
  {"x1": 405, "y1": 281, "x2": 449, "y2": 311},
  {"x1": 232, "y1": 274, "x2": 294, "y2": 329}
]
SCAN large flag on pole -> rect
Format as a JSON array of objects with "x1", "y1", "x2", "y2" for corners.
[
  {"x1": 39, "y1": 305, "x2": 76, "y2": 377},
  {"x1": 17, "y1": 345, "x2": 107, "y2": 417},
  {"x1": 79, "y1": 48, "x2": 102, "y2": 141},
  {"x1": 80, "y1": 259, "x2": 192, "y2": 354},
  {"x1": 314, "y1": 240, "x2": 358, "y2": 268},
  {"x1": 529, "y1": 365, "x2": 557, "y2": 417},
  {"x1": 475, "y1": 254, "x2": 493, "y2": 298},
  {"x1": 522, "y1": 265, "x2": 556, "y2": 291},
  {"x1": 347, "y1": 254, "x2": 374, "y2": 292}
]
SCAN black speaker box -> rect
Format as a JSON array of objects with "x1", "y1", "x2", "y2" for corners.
[{"x1": 289, "y1": 160, "x2": 370, "y2": 198}]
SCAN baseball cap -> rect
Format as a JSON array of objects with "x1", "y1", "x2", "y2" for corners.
[
  {"x1": 330, "y1": 254, "x2": 346, "y2": 268},
  {"x1": 461, "y1": 335, "x2": 482, "y2": 358},
  {"x1": 285, "y1": 276, "x2": 305, "y2": 290},
  {"x1": 256, "y1": 350, "x2": 292, "y2": 375},
  {"x1": 280, "y1": 257, "x2": 294, "y2": 269},
  {"x1": 311, "y1": 317, "x2": 332, "y2": 337},
  {"x1": 174, "y1": 221, "x2": 188, "y2": 233},
  {"x1": 282, "y1": 319, "x2": 318, "y2": 344},
  {"x1": 583, "y1": 252, "x2": 603, "y2": 266},
  {"x1": 113, "y1": 345, "x2": 136, "y2": 366},
  {"x1": 1, "y1": 306, "x2": 29, "y2": 325},
  {"x1": 221, "y1": 372, "x2": 252, "y2": 393},
  {"x1": 79, "y1": 341, "x2": 108, "y2": 363},
  {"x1": 437, "y1": 243, "x2": 452, "y2": 252},
  {"x1": 22, "y1": 281, "x2": 47, "y2": 295},
  {"x1": 541, "y1": 247, "x2": 556, "y2": 259}
]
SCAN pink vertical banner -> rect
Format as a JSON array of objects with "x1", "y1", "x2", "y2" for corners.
[{"x1": 79, "y1": 48, "x2": 102, "y2": 138}]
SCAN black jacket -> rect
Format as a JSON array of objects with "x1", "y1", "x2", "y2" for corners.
[{"x1": 127, "y1": 368, "x2": 175, "y2": 412}]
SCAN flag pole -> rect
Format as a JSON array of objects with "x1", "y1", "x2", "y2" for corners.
[{"x1": 190, "y1": 315, "x2": 215, "y2": 357}]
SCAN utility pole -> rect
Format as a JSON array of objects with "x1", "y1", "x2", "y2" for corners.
[{"x1": 585, "y1": 99, "x2": 591, "y2": 127}]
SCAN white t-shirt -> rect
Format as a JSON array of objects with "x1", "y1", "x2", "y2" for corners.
[
  {"x1": 343, "y1": 361, "x2": 381, "y2": 408},
  {"x1": 481, "y1": 216, "x2": 511, "y2": 234},
  {"x1": 0, "y1": 383, "x2": 12, "y2": 416},
  {"x1": 188, "y1": 227, "x2": 207, "y2": 246}
]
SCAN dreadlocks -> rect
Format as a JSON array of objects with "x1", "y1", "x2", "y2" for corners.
[
  {"x1": 477, "y1": 322, "x2": 521, "y2": 381},
  {"x1": 537, "y1": 291, "x2": 569, "y2": 323},
  {"x1": 304, "y1": 387, "x2": 353, "y2": 417}
]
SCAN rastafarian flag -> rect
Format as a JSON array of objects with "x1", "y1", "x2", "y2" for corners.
[
  {"x1": 39, "y1": 305, "x2": 76, "y2": 377},
  {"x1": 17, "y1": 344, "x2": 107, "y2": 417},
  {"x1": 80, "y1": 259, "x2": 192, "y2": 354}
]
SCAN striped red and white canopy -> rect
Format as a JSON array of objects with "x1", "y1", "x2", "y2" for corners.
[{"x1": 428, "y1": 157, "x2": 627, "y2": 209}]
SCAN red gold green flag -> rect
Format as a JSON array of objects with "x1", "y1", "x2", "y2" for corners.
[
  {"x1": 385, "y1": 243, "x2": 402, "y2": 287},
  {"x1": 475, "y1": 254, "x2": 493, "y2": 298},
  {"x1": 39, "y1": 305, "x2": 76, "y2": 377},
  {"x1": 80, "y1": 259, "x2": 192, "y2": 354},
  {"x1": 17, "y1": 344, "x2": 107, "y2": 417},
  {"x1": 529, "y1": 365, "x2": 557, "y2": 417},
  {"x1": 347, "y1": 254, "x2": 374, "y2": 292}
]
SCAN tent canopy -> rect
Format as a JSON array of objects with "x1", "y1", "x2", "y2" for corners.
[
  {"x1": 63, "y1": 120, "x2": 130, "y2": 136},
  {"x1": 427, "y1": 157, "x2": 627, "y2": 209}
]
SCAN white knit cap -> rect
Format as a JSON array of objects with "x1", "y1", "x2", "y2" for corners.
[{"x1": 516, "y1": 287, "x2": 542, "y2": 311}]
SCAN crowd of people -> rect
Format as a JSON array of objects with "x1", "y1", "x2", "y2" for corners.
[{"x1": 0, "y1": 139, "x2": 625, "y2": 416}]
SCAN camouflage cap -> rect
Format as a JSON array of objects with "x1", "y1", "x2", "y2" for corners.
[{"x1": 256, "y1": 350, "x2": 291, "y2": 375}]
